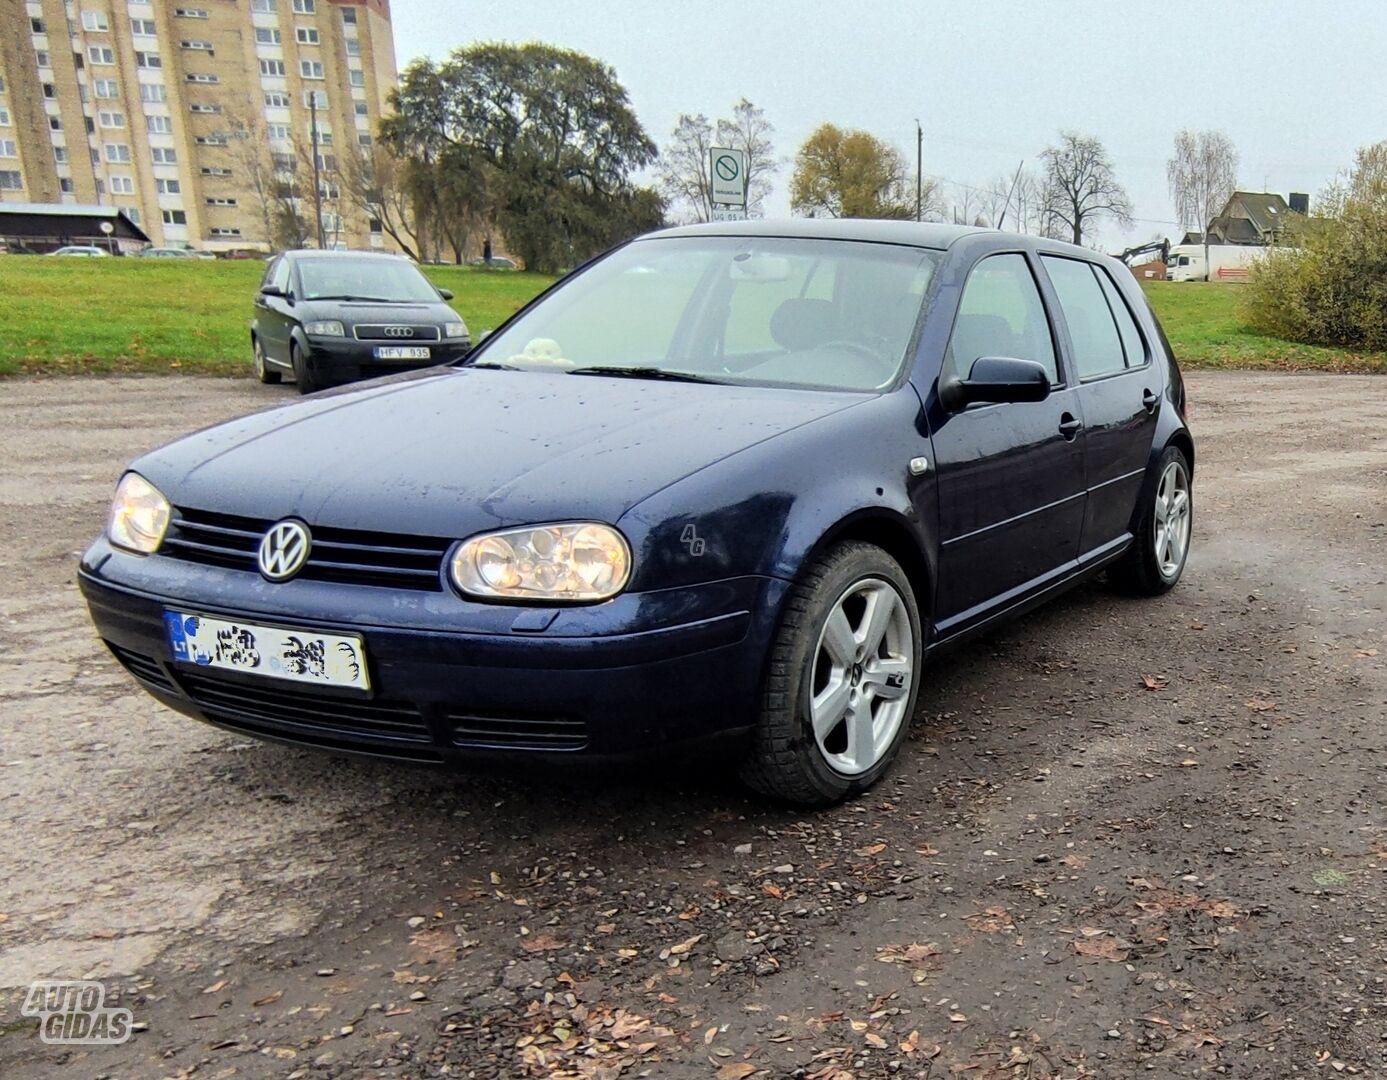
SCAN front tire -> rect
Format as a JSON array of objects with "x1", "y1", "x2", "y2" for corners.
[
  {"x1": 291, "y1": 342, "x2": 322, "y2": 395},
  {"x1": 1109, "y1": 445, "x2": 1192, "y2": 596},
  {"x1": 253, "y1": 336, "x2": 281, "y2": 384},
  {"x1": 740, "y1": 542, "x2": 923, "y2": 806}
]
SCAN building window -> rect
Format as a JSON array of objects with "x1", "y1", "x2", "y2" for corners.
[
  {"x1": 308, "y1": 126, "x2": 331, "y2": 145},
  {"x1": 59, "y1": 176, "x2": 75, "y2": 193},
  {"x1": 43, "y1": 83, "x2": 58, "y2": 99},
  {"x1": 130, "y1": 18, "x2": 157, "y2": 36},
  {"x1": 266, "y1": 122, "x2": 289, "y2": 140},
  {"x1": 200, "y1": 166, "x2": 231, "y2": 177},
  {"x1": 0, "y1": 140, "x2": 17, "y2": 158},
  {"x1": 105, "y1": 143, "x2": 131, "y2": 163},
  {"x1": 151, "y1": 146, "x2": 177, "y2": 164},
  {"x1": 340, "y1": 6, "x2": 356, "y2": 23},
  {"x1": 206, "y1": 197, "x2": 237, "y2": 206},
  {"x1": 264, "y1": 91, "x2": 291, "y2": 109},
  {"x1": 296, "y1": 26, "x2": 319, "y2": 44},
  {"x1": 181, "y1": 40, "x2": 214, "y2": 52},
  {"x1": 251, "y1": 0, "x2": 277, "y2": 11},
  {"x1": 292, "y1": 0, "x2": 316, "y2": 13},
  {"x1": 317, "y1": 153, "x2": 335, "y2": 173},
  {"x1": 30, "y1": 16, "x2": 45, "y2": 33},
  {"x1": 299, "y1": 60, "x2": 323, "y2": 79},
  {"x1": 136, "y1": 52, "x2": 162, "y2": 68},
  {"x1": 354, "y1": 102, "x2": 369, "y2": 118},
  {"x1": 83, "y1": 117, "x2": 93, "y2": 133},
  {"x1": 259, "y1": 59, "x2": 286, "y2": 77},
  {"x1": 174, "y1": 7, "x2": 209, "y2": 16},
  {"x1": 189, "y1": 103, "x2": 221, "y2": 114},
  {"x1": 93, "y1": 78, "x2": 118, "y2": 98},
  {"x1": 357, "y1": 133, "x2": 371, "y2": 148},
  {"x1": 210, "y1": 227, "x2": 242, "y2": 237},
  {"x1": 349, "y1": 70, "x2": 365, "y2": 88},
  {"x1": 146, "y1": 115, "x2": 173, "y2": 133},
  {"x1": 156, "y1": 177, "x2": 181, "y2": 194},
  {"x1": 186, "y1": 73, "x2": 218, "y2": 83},
  {"x1": 194, "y1": 134, "x2": 227, "y2": 146},
  {"x1": 98, "y1": 110, "x2": 124, "y2": 128},
  {"x1": 54, "y1": 146, "x2": 68, "y2": 163},
  {"x1": 94, "y1": 179, "x2": 105, "y2": 195},
  {"x1": 35, "y1": 50, "x2": 51, "y2": 67},
  {"x1": 140, "y1": 83, "x2": 166, "y2": 103},
  {"x1": 162, "y1": 209, "x2": 187, "y2": 226},
  {"x1": 123, "y1": 206, "x2": 140, "y2": 224},
  {"x1": 88, "y1": 45, "x2": 116, "y2": 65},
  {"x1": 81, "y1": 11, "x2": 109, "y2": 32},
  {"x1": 0, "y1": 108, "x2": 9, "y2": 127},
  {"x1": 109, "y1": 175, "x2": 135, "y2": 194},
  {"x1": 303, "y1": 89, "x2": 328, "y2": 109},
  {"x1": 0, "y1": 170, "x2": 22, "y2": 190},
  {"x1": 254, "y1": 27, "x2": 281, "y2": 44},
  {"x1": 345, "y1": 39, "x2": 360, "y2": 56},
  {"x1": 271, "y1": 152, "x2": 294, "y2": 172}
]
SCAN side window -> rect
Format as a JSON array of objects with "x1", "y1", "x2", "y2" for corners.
[
  {"x1": 273, "y1": 258, "x2": 293, "y2": 294},
  {"x1": 1041, "y1": 256, "x2": 1124, "y2": 380},
  {"x1": 1095, "y1": 267, "x2": 1148, "y2": 367},
  {"x1": 260, "y1": 257, "x2": 279, "y2": 290},
  {"x1": 946, "y1": 253, "x2": 1057, "y2": 384}
]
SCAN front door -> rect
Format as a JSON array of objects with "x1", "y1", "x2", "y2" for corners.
[
  {"x1": 1039, "y1": 256, "x2": 1159, "y2": 558},
  {"x1": 929, "y1": 252, "x2": 1087, "y2": 637}
]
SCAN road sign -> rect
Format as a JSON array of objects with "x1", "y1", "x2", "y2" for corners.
[
  {"x1": 709, "y1": 147, "x2": 747, "y2": 207},
  {"x1": 710, "y1": 207, "x2": 747, "y2": 222}
]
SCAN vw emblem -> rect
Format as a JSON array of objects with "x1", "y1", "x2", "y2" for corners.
[
  {"x1": 382, "y1": 326, "x2": 414, "y2": 338},
  {"x1": 258, "y1": 520, "x2": 312, "y2": 581}
]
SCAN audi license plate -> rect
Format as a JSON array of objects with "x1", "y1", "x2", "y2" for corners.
[
  {"x1": 374, "y1": 345, "x2": 431, "y2": 360},
  {"x1": 163, "y1": 611, "x2": 370, "y2": 691}
]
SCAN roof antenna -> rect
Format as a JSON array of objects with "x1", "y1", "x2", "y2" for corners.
[{"x1": 996, "y1": 159, "x2": 1025, "y2": 231}]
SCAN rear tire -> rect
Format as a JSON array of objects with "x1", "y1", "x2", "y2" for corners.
[
  {"x1": 291, "y1": 342, "x2": 322, "y2": 395},
  {"x1": 740, "y1": 542, "x2": 923, "y2": 806},
  {"x1": 1109, "y1": 445, "x2": 1193, "y2": 596},
  {"x1": 253, "y1": 336, "x2": 281, "y2": 384}
]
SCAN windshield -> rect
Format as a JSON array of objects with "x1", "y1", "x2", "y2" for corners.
[
  {"x1": 296, "y1": 257, "x2": 440, "y2": 303},
  {"x1": 469, "y1": 236, "x2": 941, "y2": 392}
]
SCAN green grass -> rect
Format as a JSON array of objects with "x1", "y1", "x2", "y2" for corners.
[
  {"x1": 1141, "y1": 281, "x2": 1387, "y2": 373},
  {"x1": 0, "y1": 257, "x2": 555, "y2": 376}
]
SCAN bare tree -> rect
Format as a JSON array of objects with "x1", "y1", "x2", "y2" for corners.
[
  {"x1": 715, "y1": 99, "x2": 778, "y2": 217},
  {"x1": 341, "y1": 146, "x2": 423, "y2": 260},
  {"x1": 1167, "y1": 129, "x2": 1238, "y2": 276},
  {"x1": 1040, "y1": 131, "x2": 1133, "y2": 245},
  {"x1": 658, "y1": 99, "x2": 779, "y2": 222},
  {"x1": 224, "y1": 110, "x2": 280, "y2": 249}
]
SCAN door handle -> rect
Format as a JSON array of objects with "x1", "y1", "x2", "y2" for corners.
[
  {"x1": 1142, "y1": 389, "x2": 1159, "y2": 413},
  {"x1": 1058, "y1": 414, "x2": 1082, "y2": 440}
]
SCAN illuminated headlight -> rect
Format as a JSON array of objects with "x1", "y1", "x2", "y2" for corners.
[
  {"x1": 444, "y1": 321, "x2": 467, "y2": 339},
  {"x1": 450, "y1": 523, "x2": 631, "y2": 602},
  {"x1": 106, "y1": 472, "x2": 171, "y2": 554},
  {"x1": 304, "y1": 320, "x2": 345, "y2": 337}
]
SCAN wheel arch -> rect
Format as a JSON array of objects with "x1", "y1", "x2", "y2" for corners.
[
  {"x1": 1165, "y1": 428, "x2": 1195, "y2": 476},
  {"x1": 798, "y1": 508, "x2": 934, "y2": 627}
]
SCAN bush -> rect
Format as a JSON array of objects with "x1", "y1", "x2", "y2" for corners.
[{"x1": 1243, "y1": 141, "x2": 1387, "y2": 351}]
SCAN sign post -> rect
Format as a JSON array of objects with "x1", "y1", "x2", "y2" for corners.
[{"x1": 708, "y1": 146, "x2": 748, "y2": 222}]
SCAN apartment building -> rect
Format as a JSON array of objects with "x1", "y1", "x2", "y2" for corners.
[{"x1": 0, "y1": 0, "x2": 398, "y2": 251}]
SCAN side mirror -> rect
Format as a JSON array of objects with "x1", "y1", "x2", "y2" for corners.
[
  {"x1": 437, "y1": 287, "x2": 454, "y2": 300},
  {"x1": 941, "y1": 356, "x2": 1051, "y2": 410},
  {"x1": 260, "y1": 283, "x2": 285, "y2": 298}
]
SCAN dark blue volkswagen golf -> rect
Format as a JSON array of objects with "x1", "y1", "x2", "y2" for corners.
[{"x1": 81, "y1": 221, "x2": 1193, "y2": 805}]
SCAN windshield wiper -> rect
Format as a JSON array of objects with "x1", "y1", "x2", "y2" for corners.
[
  {"x1": 309, "y1": 294, "x2": 398, "y2": 303},
  {"x1": 567, "y1": 366, "x2": 723, "y2": 384}
]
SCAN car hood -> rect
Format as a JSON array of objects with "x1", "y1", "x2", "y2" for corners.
[
  {"x1": 134, "y1": 367, "x2": 867, "y2": 538},
  {"x1": 294, "y1": 299, "x2": 456, "y2": 324}
]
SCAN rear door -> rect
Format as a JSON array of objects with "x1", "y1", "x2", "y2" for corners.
[
  {"x1": 1039, "y1": 256, "x2": 1159, "y2": 559},
  {"x1": 929, "y1": 252, "x2": 1087, "y2": 637},
  {"x1": 255, "y1": 256, "x2": 294, "y2": 363}
]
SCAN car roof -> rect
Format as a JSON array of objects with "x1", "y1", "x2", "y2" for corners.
[
  {"x1": 281, "y1": 249, "x2": 411, "y2": 261},
  {"x1": 648, "y1": 218, "x2": 988, "y2": 249}
]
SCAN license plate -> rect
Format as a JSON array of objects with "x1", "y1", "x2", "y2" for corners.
[
  {"x1": 163, "y1": 611, "x2": 371, "y2": 691},
  {"x1": 373, "y1": 345, "x2": 431, "y2": 360}
]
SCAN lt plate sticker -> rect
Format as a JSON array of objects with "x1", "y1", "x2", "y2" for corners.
[{"x1": 163, "y1": 612, "x2": 370, "y2": 690}]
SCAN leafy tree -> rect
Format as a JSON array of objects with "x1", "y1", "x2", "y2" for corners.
[
  {"x1": 1167, "y1": 129, "x2": 1239, "y2": 274},
  {"x1": 381, "y1": 43, "x2": 662, "y2": 272},
  {"x1": 657, "y1": 99, "x2": 778, "y2": 222},
  {"x1": 790, "y1": 124, "x2": 912, "y2": 219},
  {"x1": 1039, "y1": 131, "x2": 1132, "y2": 245}
]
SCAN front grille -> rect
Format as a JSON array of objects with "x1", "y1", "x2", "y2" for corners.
[
  {"x1": 161, "y1": 507, "x2": 450, "y2": 591},
  {"x1": 178, "y1": 668, "x2": 440, "y2": 759},
  {"x1": 446, "y1": 709, "x2": 589, "y2": 751},
  {"x1": 108, "y1": 643, "x2": 177, "y2": 694},
  {"x1": 352, "y1": 324, "x2": 441, "y2": 341}
]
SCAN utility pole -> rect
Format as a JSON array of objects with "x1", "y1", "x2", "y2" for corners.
[
  {"x1": 915, "y1": 119, "x2": 923, "y2": 222},
  {"x1": 309, "y1": 92, "x2": 326, "y2": 249}
]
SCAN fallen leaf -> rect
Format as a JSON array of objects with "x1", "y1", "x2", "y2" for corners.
[
  {"x1": 1203, "y1": 899, "x2": 1240, "y2": 918},
  {"x1": 519, "y1": 933, "x2": 566, "y2": 953},
  {"x1": 855, "y1": 842, "x2": 887, "y2": 856},
  {"x1": 608, "y1": 1009, "x2": 649, "y2": 1039},
  {"x1": 1180, "y1": 759, "x2": 1199, "y2": 767},
  {"x1": 668, "y1": 934, "x2": 703, "y2": 956},
  {"x1": 252, "y1": 991, "x2": 283, "y2": 1007},
  {"x1": 202, "y1": 980, "x2": 226, "y2": 995},
  {"x1": 762, "y1": 882, "x2": 783, "y2": 899},
  {"x1": 864, "y1": 1031, "x2": 887, "y2": 1049},
  {"x1": 949, "y1": 1011, "x2": 968, "y2": 1022},
  {"x1": 1060, "y1": 853, "x2": 1089, "y2": 869},
  {"x1": 875, "y1": 942, "x2": 940, "y2": 966},
  {"x1": 705, "y1": 1025, "x2": 718, "y2": 1045},
  {"x1": 1073, "y1": 932, "x2": 1130, "y2": 961},
  {"x1": 1356, "y1": 648, "x2": 1379, "y2": 658},
  {"x1": 1140, "y1": 674, "x2": 1167, "y2": 691},
  {"x1": 1245, "y1": 697, "x2": 1277, "y2": 712},
  {"x1": 915, "y1": 843, "x2": 940, "y2": 857},
  {"x1": 962, "y1": 906, "x2": 1014, "y2": 933},
  {"x1": 595, "y1": 923, "x2": 616, "y2": 934},
  {"x1": 715, "y1": 1064, "x2": 757, "y2": 1080}
]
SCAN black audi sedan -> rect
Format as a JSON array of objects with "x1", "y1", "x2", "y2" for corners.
[
  {"x1": 84, "y1": 221, "x2": 1192, "y2": 805},
  {"x1": 251, "y1": 249, "x2": 470, "y2": 393}
]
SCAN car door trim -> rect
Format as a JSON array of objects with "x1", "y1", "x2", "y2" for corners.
[{"x1": 940, "y1": 488, "x2": 1086, "y2": 547}]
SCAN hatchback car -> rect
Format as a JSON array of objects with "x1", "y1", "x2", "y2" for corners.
[
  {"x1": 251, "y1": 250, "x2": 470, "y2": 393},
  {"x1": 51, "y1": 245, "x2": 110, "y2": 257},
  {"x1": 82, "y1": 221, "x2": 1192, "y2": 805},
  {"x1": 138, "y1": 246, "x2": 213, "y2": 260}
]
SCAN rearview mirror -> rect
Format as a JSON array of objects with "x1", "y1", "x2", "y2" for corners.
[
  {"x1": 437, "y1": 287, "x2": 454, "y2": 300},
  {"x1": 941, "y1": 356, "x2": 1051, "y2": 410},
  {"x1": 260, "y1": 283, "x2": 285, "y2": 298}
]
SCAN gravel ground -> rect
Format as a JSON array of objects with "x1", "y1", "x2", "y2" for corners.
[{"x1": 0, "y1": 371, "x2": 1384, "y2": 1079}]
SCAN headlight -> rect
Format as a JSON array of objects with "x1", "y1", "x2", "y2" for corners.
[
  {"x1": 304, "y1": 320, "x2": 345, "y2": 337},
  {"x1": 449, "y1": 523, "x2": 631, "y2": 602},
  {"x1": 444, "y1": 321, "x2": 467, "y2": 339},
  {"x1": 107, "y1": 472, "x2": 171, "y2": 554}
]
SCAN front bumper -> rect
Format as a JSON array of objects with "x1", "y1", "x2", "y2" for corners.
[
  {"x1": 303, "y1": 336, "x2": 471, "y2": 381},
  {"x1": 79, "y1": 539, "x2": 787, "y2": 765}
]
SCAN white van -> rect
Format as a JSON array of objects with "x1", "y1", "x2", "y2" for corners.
[{"x1": 1166, "y1": 244, "x2": 1265, "y2": 283}]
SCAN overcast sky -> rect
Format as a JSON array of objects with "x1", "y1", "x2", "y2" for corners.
[{"x1": 391, "y1": 2, "x2": 1382, "y2": 249}]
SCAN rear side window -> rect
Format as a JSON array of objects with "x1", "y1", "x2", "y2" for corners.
[
  {"x1": 1041, "y1": 256, "x2": 1124, "y2": 380},
  {"x1": 1095, "y1": 268, "x2": 1148, "y2": 367},
  {"x1": 946, "y1": 253, "x2": 1058, "y2": 384}
]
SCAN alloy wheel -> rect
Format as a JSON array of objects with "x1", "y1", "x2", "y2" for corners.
[
  {"x1": 809, "y1": 577, "x2": 915, "y2": 776},
  {"x1": 1154, "y1": 459, "x2": 1191, "y2": 579}
]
